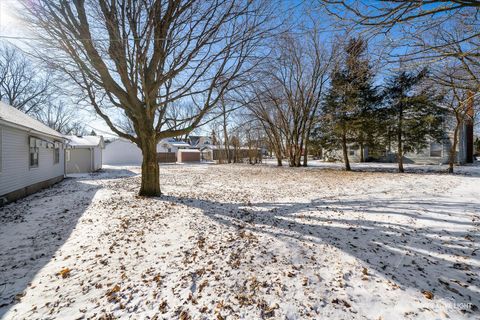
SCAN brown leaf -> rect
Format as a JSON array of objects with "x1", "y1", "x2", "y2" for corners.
[
  {"x1": 106, "y1": 284, "x2": 121, "y2": 301},
  {"x1": 422, "y1": 290, "x2": 434, "y2": 300},
  {"x1": 159, "y1": 300, "x2": 168, "y2": 313},
  {"x1": 57, "y1": 268, "x2": 71, "y2": 279},
  {"x1": 332, "y1": 298, "x2": 351, "y2": 308},
  {"x1": 179, "y1": 310, "x2": 190, "y2": 320}
]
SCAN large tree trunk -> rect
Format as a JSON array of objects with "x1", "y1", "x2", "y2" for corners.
[
  {"x1": 303, "y1": 140, "x2": 308, "y2": 167},
  {"x1": 397, "y1": 105, "x2": 404, "y2": 173},
  {"x1": 397, "y1": 131, "x2": 404, "y2": 173},
  {"x1": 397, "y1": 145, "x2": 404, "y2": 173},
  {"x1": 341, "y1": 129, "x2": 351, "y2": 171},
  {"x1": 222, "y1": 105, "x2": 231, "y2": 164},
  {"x1": 360, "y1": 142, "x2": 365, "y2": 162},
  {"x1": 294, "y1": 144, "x2": 302, "y2": 167},
  {"x1": 449, "y1": 116, "x2": 460, "y2": 174},
  {"x1": 276, "y1": 156, "x2": 283, "y2": 166},
  {"x1": 139, "y1": 137, "x2": 160, "y2": 196}
]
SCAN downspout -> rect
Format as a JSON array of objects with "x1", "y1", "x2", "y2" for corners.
[{"x1": 64, "y1": 145, "x2": 67, "y2": 178}]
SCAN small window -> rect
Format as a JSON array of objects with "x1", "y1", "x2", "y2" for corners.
[
  {"x1": 167, "y1": 148, "x2": 171, "y2": 153},
  {"x1": 66, "y1": 150, "x2": 71, "y2": 162},
  {"x1": 54, "y1": 147, "x2": 60, "y2": 164},
  {"x1": 430, "y1": 143, "x2": 442, "y2": 157},
  {"x1": 349, "y1": 150, "x2": 355, "y2": 156},
  {"x1": 30, "y1": 147, "x2": 39, "y2": 168}
]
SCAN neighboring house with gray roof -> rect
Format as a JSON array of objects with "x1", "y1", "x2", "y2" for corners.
[
  {"x1": 157, "y1": 138, "x2": 192, "y2": 153},
  {"x1": 0, "y1": 102, "x2": 66, "y2": 204},
  {"x1": 65, "y1": 135, "x2": 105, "y2": 174},
  {"x1": 103, "y1": 138, "x2": 192, "y2": 165}
]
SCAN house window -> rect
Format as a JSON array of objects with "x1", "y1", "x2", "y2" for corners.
[
  {"x1": 167, "y1": 148, "x2": 171, "y2": 153},
  {"x1": 349, "y1": 150, "x2": 355, "y2": 156},
  {"x1": 66, "y1": 150, "x2": 71, "y2": 162},
  {"x1": 54, "y1": 147, "x2": 60, "y2": 164},
  {"x1": 30, "y1": 147, "x2": 39, "y2": 168},
  {"x1": 430, "y1": 142, "x2": 442, "y2": 157}
]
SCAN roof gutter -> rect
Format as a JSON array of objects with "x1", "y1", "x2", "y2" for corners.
[{"x1": 0, "y1": 119, "x2": 65, "y2": 140}]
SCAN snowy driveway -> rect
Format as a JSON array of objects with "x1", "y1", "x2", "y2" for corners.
[{"x1": 0, "y1": 164, "x2": 479, "y2": 319}]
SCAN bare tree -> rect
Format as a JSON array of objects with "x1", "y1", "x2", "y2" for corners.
[
  {"x1": 406, "y1": 15, "x2": 480, "y2": 89},
  {"x1": 431, "y1": 62, "x2": 479, "y2": 173},
  {"x1": 246, "y1": 28, "x2": 333, "y2": 167},
  {"x1": 318, "y1": 1, "x2": 479, "y2": 61},
  {"x1": 36, "y1": 101, "x2": 87, "y2": 135},
  {"x1": 220, "y1": 97, "x2": 232, "y2": 163},
  {"x1": 0, "y1": 44, "x2": 50, "y2": 114},
  {"x1": 21, "y1": 0, "x2": 274, "y2": 196},
  {"x1": 244, "y1": 82, "x2": 286, "y2": 166}
]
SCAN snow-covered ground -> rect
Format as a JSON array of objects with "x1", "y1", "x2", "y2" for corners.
[{"x1": 0, "y1": 163, "x2": 479, "y2": 320}]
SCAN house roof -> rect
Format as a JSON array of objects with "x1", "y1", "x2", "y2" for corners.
[
  {"x1": 171, "y1": 141, "x2": 191, "y2": 148},
  {"x1": 188, "y1": 135, "x2": 211, "y2": 147},
  {"x1": 65, "y1": 135, "x2": 104, "y2": 148},
  {"x1": 0, "y1": 101, "x2": 64, "y2": 139},
  {"x1": 160, "y1": 138, "x2": 191, "y2": 148},
  {"x1": 201, "y1": 145, "x2": 260, "y2": 151}
]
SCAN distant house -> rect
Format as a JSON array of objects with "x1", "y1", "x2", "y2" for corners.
[
  {"x1": 65, "y1": 135, "x2": 105, "y2": 173},
  {"x1": 103, "y1": 138, "x2": 143, "y2": 166},
  {"x1": 322, "y1": 114, "x2": 475, "y2": 165},
  {"x1": 157, "y1": 138, "x2": 191, "y2": 153},
  {"x1": 188, "y1": 135, "x2": 213, "y2": 148},
  {"x1": 177, "y1": 149, "x2": 201, "y2": 163},
  {"x1": 103, "y1": 137, "x2": 193, "y2": 165},
  {"x1": 0, "y1": 102, "x2": 66, "y2": 204}
]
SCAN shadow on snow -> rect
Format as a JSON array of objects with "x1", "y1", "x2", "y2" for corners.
[
  {"x1": 0, "y1": 178, "x2": 101, "y2": 317},
  {"x1": 163, "y1": 194, "x2": 480, "y2": 313}
]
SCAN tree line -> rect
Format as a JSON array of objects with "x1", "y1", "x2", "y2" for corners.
[{"x1": 2, "y1": 0, "x2": 477, "y2": 196}]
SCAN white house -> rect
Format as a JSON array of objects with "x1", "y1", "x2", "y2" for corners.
[
  {"x1": 188, "y1": 135, "x2": 213, "y2": 149},
  {"x1": 103, "y1": 138, "x2": 192, "y2": 165},
  {"x1": 65, "y1": 135, "x2": 105, "y2": 174},
  {"x1": 103, "y1": 138, "x2": 143, "y2": 166},
  {"x1": 0, "y1": 102, "x2": 66, "y2": 204},
  {"x1": 157, "y1": 138, "x2": 191, "y2": 153}
]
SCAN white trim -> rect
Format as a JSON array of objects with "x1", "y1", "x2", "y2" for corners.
[{"x1": 0, "y1": 119, "x2": 65, "y2": 140}]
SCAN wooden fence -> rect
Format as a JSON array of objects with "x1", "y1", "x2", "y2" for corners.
[{"x1": 157, "y1": 152, "x2": 176, "y2": 163}]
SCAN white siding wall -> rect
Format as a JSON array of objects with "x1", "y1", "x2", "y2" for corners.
[
  {"x1": 66, "y1": 148, "x2": 92, "y2": 173},
  {"x1": 103, "y1": 139, "x2": 143, "y2": 165},
  {"x1": 93, "y1": 146, "x2": 102, "y2": 170},
  {"x1": 0, "y1": 125, "x2": 65, "y2": 196},
  {"x1": 157, "y1": 142, "x2": 178, "y2": 153}
]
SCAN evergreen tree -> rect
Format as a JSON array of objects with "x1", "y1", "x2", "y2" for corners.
[
  {"x1": 318, "y1": 37, "x2": 379, "y2": 170},
  {"x1": 382, "y1": 69, "x2": 445, "y2": 172}
]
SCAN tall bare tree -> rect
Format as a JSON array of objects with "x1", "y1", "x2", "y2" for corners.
[
  {"x1": 431, "y1": 61, "x2": 479, "y2": 172},
  {"x1": 21, "y1": 0, "x2": 274, "y2": 196},
  {"x1": 318, "y1": 1, "x2": 480, "y2": 64},
  {"x1": 246, "y1": 29, "x2": 333, "y2": 167},
  {"x1": 0, "y1": 44, "x2": 50, "y2": 114},
  {"x1": 36, "y1": 101, "x2": 87, "y2": 135},
  {"x1": 319, "y1": 0, "x2": 479, "y2": 26}
]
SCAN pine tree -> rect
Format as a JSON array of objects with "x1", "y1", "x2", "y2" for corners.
[
  {"x1": 318, "y1": 37, "x2": 378, "y2": 170},
  {"x1": 382, "y1": 69, "x2": 445, "y2": 172}
]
